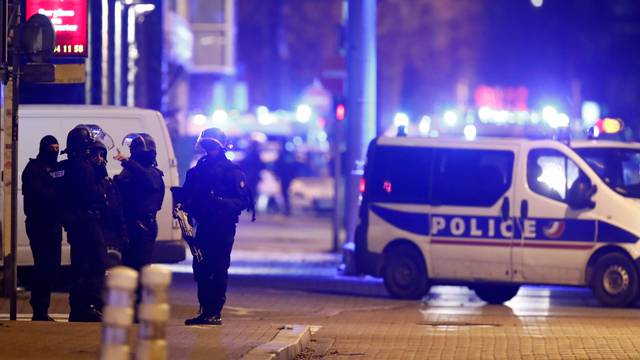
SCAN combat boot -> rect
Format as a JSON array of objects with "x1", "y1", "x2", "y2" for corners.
[
  {"x1": 68, "y1": 305, "x2": 102, "y2": 322},
  {"x1": 32, "y1": 310, "x2": 54, "y2": 322},
  {"x1": 184, "y1": 313, "x2": 222, "y2": 326}
]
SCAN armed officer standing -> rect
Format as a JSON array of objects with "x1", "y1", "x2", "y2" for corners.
[
  {"x1": 21, "y1": 135, "x2": 63, "y2": 321},
  {"x1": 61, "y1": 125, "x2": 109, "y2": 322},
  {"x1": 90, "y1": 139, "x2": 128, "y2": 268},
  {"x1": 182, "y1": 128, "x2": 250, "y2": 326},
  {"x1": 114, "y1": 133, "x2": 164, "y2": 272}
]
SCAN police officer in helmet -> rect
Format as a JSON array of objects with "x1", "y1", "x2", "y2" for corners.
[
  {"x1": 114, "y1": 133, "x2": 164, "y2": 282},
  {"x1": 90, "y1": 139, "x2": 128, "y2": 269},
  {"x1": 21, "y1": 135, "x2": 63, "y2": 321},
  {"x1": 61, "y1": 125, "x2": 110, "y2": 322},
  {"x1": 183, "y1": 127, "x2": 250, "y2": 326}
]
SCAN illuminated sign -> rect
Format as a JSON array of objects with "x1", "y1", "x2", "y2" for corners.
[
  {"x1": 25, "y1": 0, "x2": 88, "y2": 57},
  {"x1": 474, "y1": 85, "x2": 528, "y2": 111}
]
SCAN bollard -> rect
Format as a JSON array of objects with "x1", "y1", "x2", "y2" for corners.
[
  {"x1": 140, "y1": 264, "x2": 172, "y2": 304},
  {"x1": 100, "y1": 266, "x2": 139, "y2": 360},
  {"x1": 136, "y1": 265, "x2": 172, "y2": 360}
]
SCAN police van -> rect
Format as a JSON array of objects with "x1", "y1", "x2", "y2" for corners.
[
  {"x1": 351, "y1": 134, "x2": 640, "y2": 307},
  {"x1": 16, "y1": 105, "x2": 185, "y2": 268}
]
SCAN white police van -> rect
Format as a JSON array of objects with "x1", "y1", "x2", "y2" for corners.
[{"x1": 352, "y1": 135, "x2": 640, "y2": 307}]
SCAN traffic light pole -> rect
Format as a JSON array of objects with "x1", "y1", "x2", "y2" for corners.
[
  {"x1": 1, "y1": 0, "x2": 20, "y2": 321},
  {"x1": 344, "y1": 0, "x2": 376, "y2": 254}
]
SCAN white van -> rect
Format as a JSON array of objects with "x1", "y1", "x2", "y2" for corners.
[
  {"x1": 350, "y1": 135, "x2": 640, "y2": 307},
  {"x1": 17, "y1": 105, "x2": 185, "y2": 266}
]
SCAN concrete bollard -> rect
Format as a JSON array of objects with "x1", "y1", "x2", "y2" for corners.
[
  {"x1": 136, "y1": 265, "x2": 172, "y2": 360},
  {"x1": 140, "y1": 264, "x2": 172, "y2": 304},
  {"x1": 100, "y1": 266, "x2": 139, "y2": 360}
]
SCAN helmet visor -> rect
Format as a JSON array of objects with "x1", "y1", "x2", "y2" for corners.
[
  {"x1": 122, "y1": 133, "x2": 155, "y2": 152},
  {"x1": 82, "y1": 124, "x2": 115, "y2": 150},
  {"x1": 196, "y1": 136, "x2": 226, "y2": 151}
]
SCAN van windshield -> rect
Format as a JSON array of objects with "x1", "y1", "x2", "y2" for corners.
[{"x1": 575, "y1": 147, "x2": 640, "y2": 198}]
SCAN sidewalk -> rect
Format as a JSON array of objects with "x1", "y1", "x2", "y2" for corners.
[
  {"x1": 0, "y1": 269, "x2": 316, "y2": 360},
  {"x1": 0, "y1": 249, "x2": 378, "y2": 359},
  {"x1": 0, "y1": 213, "x2": 383, "y2": 359},
  {"x1": 0, "y1": 316, "x2": 288, "y2": 360}
]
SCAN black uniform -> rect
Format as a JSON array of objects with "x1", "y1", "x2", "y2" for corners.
[
  {"x1": 61, "y1": 154, "x2": 108, "y2": 320},
  {"x1": 116, "y1": 158, "x2": 164, "y2": 271},
  {"x1": 183, "y1": 154, "x2": 249, "y2": 318},
  {"x1": 21, "y1": 136, "x2": 62, "y2": 320},
  {"x1": 92, "y1": 150, "x2": 128, "y2": 269}
]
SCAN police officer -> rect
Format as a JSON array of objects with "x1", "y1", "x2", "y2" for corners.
[
  {"x1": 90, "y1": 140, "x2": 128, "y2": 268},
  {"x1": 61, "y1": 125, "x2": 109, "y2": 322},
  {"x1": 114, "y1": 133, "x2": 164, "y2": 273},
  {"x1": 21, "y1": 135, "x2": 62, "y2": 321},
  {"x1": 182, "y1": 128, "x2": 250, "y2": 326}
]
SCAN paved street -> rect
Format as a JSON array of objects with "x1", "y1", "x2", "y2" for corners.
[{"x1": 2, "y1": 213, "x2": 640, "y2": 358}]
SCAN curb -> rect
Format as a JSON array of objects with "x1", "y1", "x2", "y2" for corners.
[
  {"x1": 170, "y1": 270, "x2": 389, "y2": 298},
  {"x1": 243, "y1": 324, "x2": 314, "y2": 360}
]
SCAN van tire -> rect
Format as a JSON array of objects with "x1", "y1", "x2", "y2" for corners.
[
  {"x1": 591, "y1": 253, "x2": 639, "y2": 307},
  {"x1": 383, "y1": 246, "x2": 430, "y2": 300},
  {"x1": 473, "y1": 284, "x2": 520, "y2": 304}
]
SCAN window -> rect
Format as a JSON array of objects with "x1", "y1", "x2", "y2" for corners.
[
  {"x1": 575, "y1": 148, "x2": 640, "y2": 198},
  {"x1": 431, "y1": 148, "x2": 513, "y2": 207},
  {"x1": 190, "y1": 0, "x2": 227, "y2": 24},
  {"x1": 370, "y1": 146, "x2": 432, "y2": 204},
  {"x1": 527, "y1": 149, "x2": 585, "y2": 202}
]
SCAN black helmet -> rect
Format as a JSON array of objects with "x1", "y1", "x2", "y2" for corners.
[
  {"x1": 123, "y1": 133, "x2": 156, "y2": 155},
  {"x1": 64, "y1": 124, "x2": 113, "y2": 157},
  {"x1": 65, "y1": 126, "x2": 93, "y2": 157},
  {"x1": 196, "y1": 127, "x2": 227, "y2": 152},
  {"x1": 90, "y1": 139, "x2": 108, "y2": 154}
]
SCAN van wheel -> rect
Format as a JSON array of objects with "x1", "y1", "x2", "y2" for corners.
[
  {"x1": 591, "y1": 253, "x2": 639, "y2": 307},
  {"x1": 383, "y1": 246, "x2": 430, "y2": 300},
  {"x1": 473, "y1": 284, "x2": 520, "y2": 304}
]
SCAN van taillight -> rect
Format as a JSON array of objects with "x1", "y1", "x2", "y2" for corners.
[{"x1": 359, "y1": 178, "x2": 366, "y2": 193}]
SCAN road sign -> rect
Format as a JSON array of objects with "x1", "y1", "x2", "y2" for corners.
[{"x1": 320, "y1": 55, "x2": 346, "y2": 96}]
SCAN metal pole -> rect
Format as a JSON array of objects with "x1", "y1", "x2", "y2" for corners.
[
  {"x1": 8, "y1": 0, "x2": 20, "y2": 321},
  {"x1": 331, "y1": 119, "x2": 343, "y2": 252},
  {"x1": 1, "y1": 0, "x2": 7, "y2": 66},
  {"x1": 344, "y1": 0, "x2": 376, "y2": 245},
  {"x1": 114, "y1": 0, "x2": 123, "y2": 106}
]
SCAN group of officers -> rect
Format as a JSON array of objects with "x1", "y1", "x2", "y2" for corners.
[{"x1": 22, "y1": 125, "x2": 250, "y2": 325}]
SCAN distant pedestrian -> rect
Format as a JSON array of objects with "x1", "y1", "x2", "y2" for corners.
[
  {"x1": 182, "y1": 127, "x2": 251, "y2": 325},
  {"x1": 21, "y1": 135, "x2": 63, "y2": 321},
  {"x1": 115, "y1": 133, "x2": 164, "y2": 273},
  {"x1": 273, "y1": 141, "x2": 298, "y2": 216},
  {"x1": 239, "y1": 136, "x2": 264, "y2": 205}
]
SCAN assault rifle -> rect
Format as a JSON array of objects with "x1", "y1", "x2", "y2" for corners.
[{"x1": 170, "y1": 187, "x2": 203, "y2": 263}]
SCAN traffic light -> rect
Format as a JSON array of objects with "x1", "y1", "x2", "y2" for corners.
[
  {"x1": 333, "y1": 96, "x2": 346, "y2": 122},
  {"x1": 336, "y1": 102, "x2": 346, "y2": 121}
]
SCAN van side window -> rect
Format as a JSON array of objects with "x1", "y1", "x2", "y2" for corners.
[
  {"x1": 431, "y1": 149, "x2": 513, "y2": 207},
  {"x1": 527, "y1": 149, "x2": 584, "y2": 202},
  {"x1": 370, "y1": 146, "x2": 432, "y2": 204}
]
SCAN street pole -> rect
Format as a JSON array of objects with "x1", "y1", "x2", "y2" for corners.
[
  {"x1": 1, "y1": 0, "x2": 20, "y2": 321},
  {"x1": 331, "y1": 113, "x2": 343, "y2": 253},
  {"x1": 1, "y1": 0, "x2": 6, "y2": 67},
  {"x1": 9, "y1": 33, "x2": 19, "y2": 320},
  {"x1": 344, "y1": 0, "x2": 376, "y2": 246}
]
